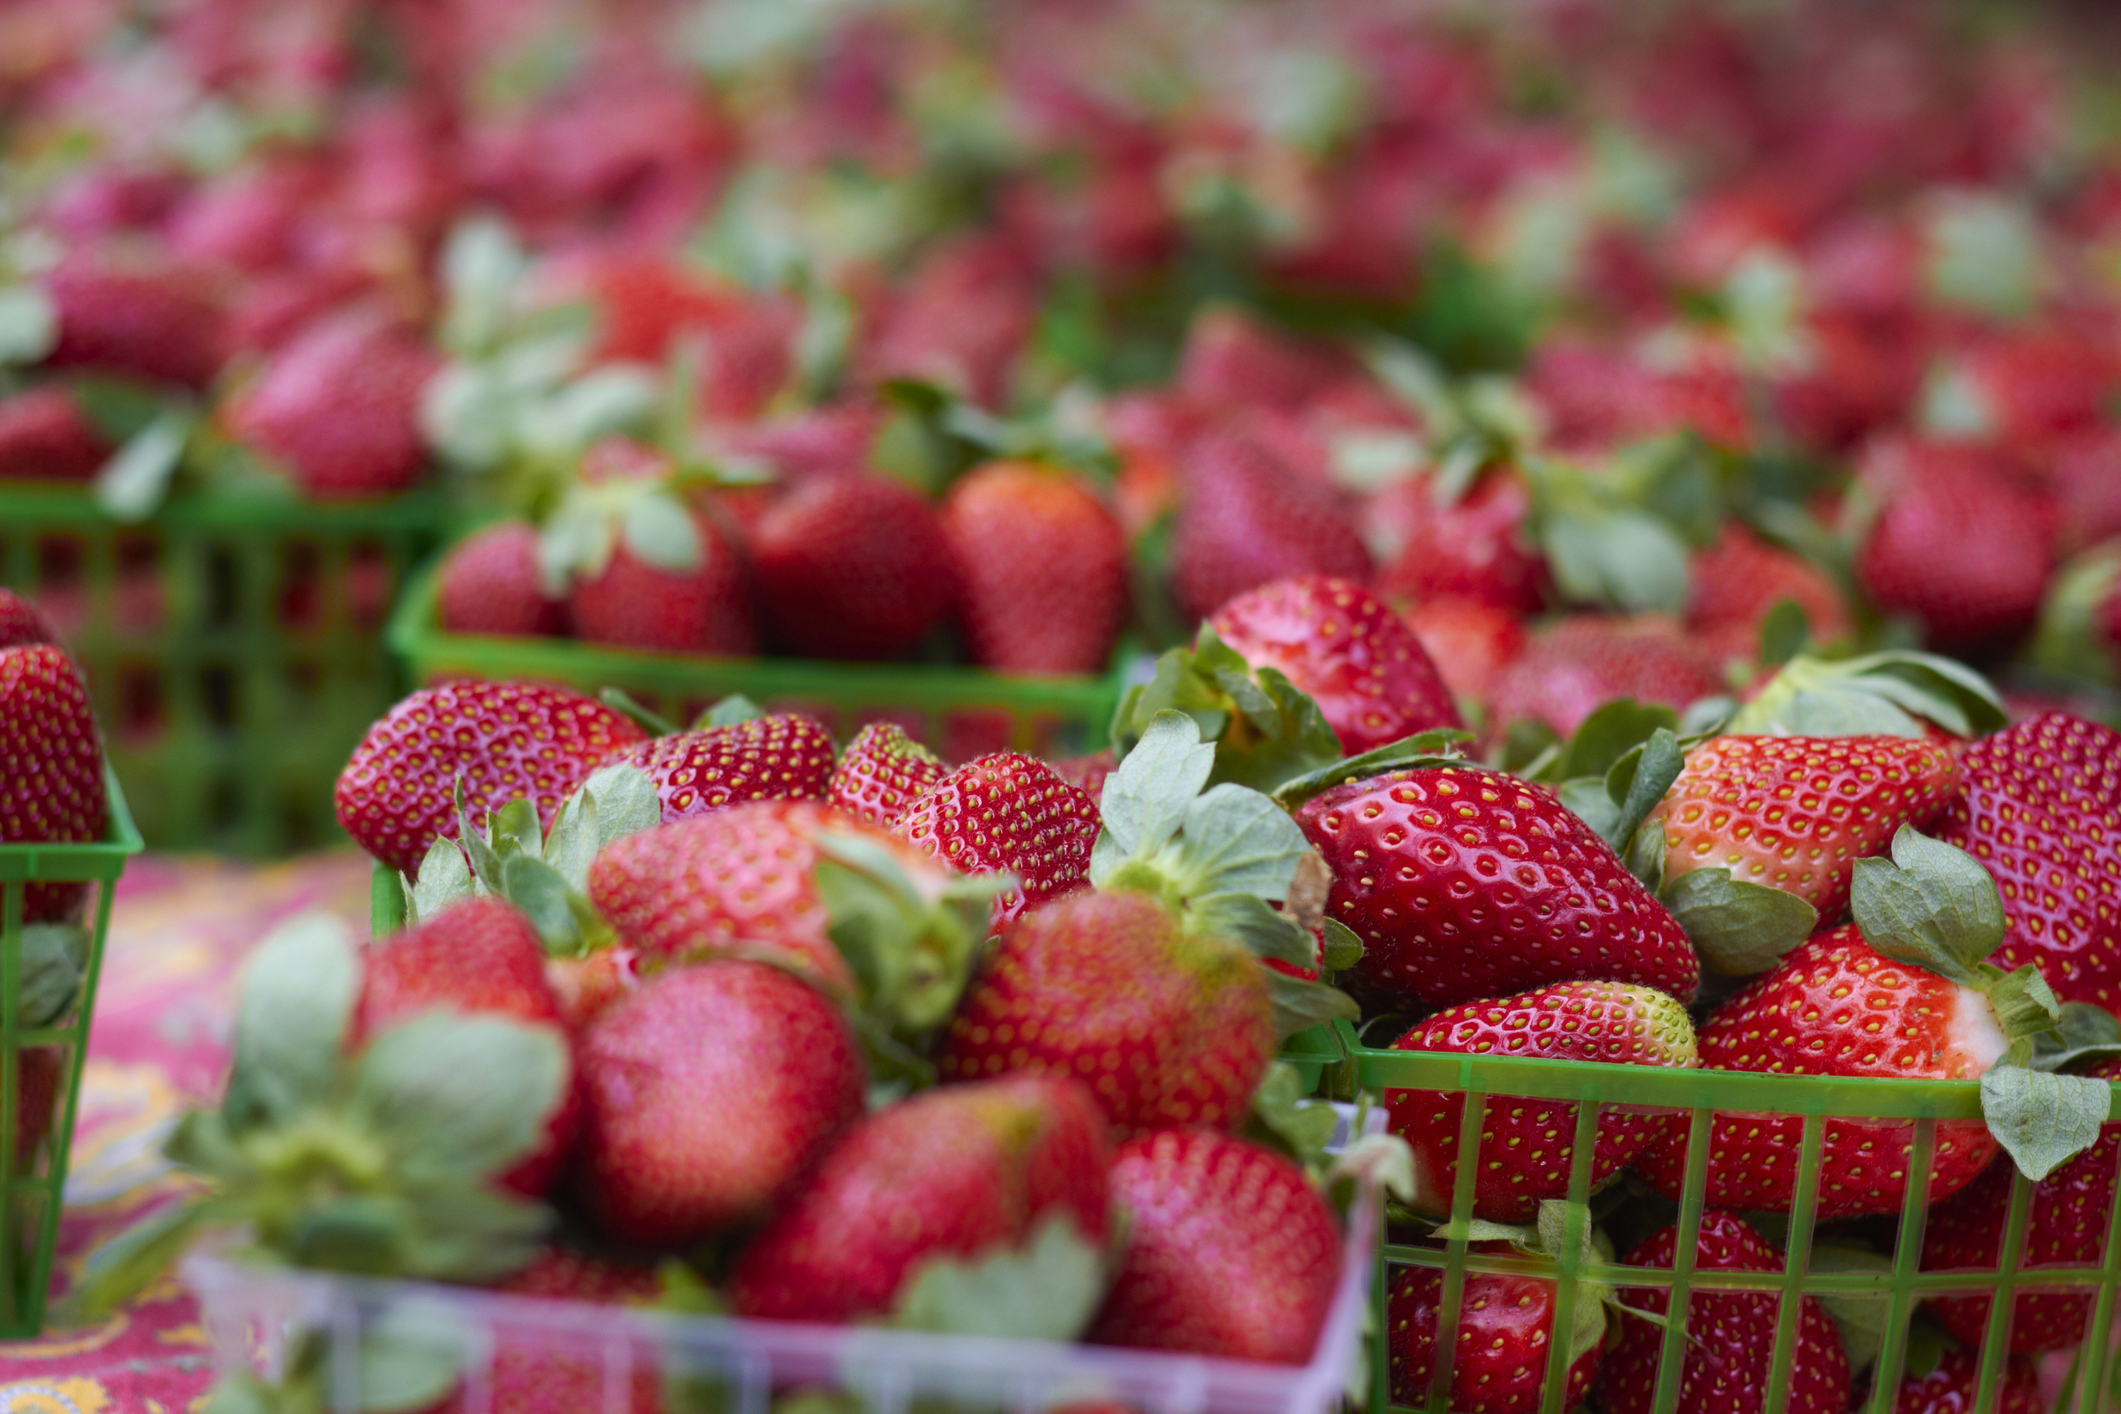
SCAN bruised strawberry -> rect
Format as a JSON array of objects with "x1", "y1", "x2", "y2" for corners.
[
  {"x1": 943, "y1": 461, "x2": 1127, "y2": 676},
  {"x1": 1170, "y1": 433, "x2": 1370, "y2": 623},
  {"x1": 435, "y1": 523, "x2": 565, "y2": 638},
  {"x1": 600, "y1": 713, "x2": 835, "y2": 823},
  {"x1": 0, "y1": 644, "x2": 108, "y2": 923},
  {"x1": 751, "y1": 474, "x2": 953, "y2": 661},
  {"x1": 828, "y1": 722, "x2": 944, "y2": 828},
  {"x1": 894, "y1": 753, "x2": 1100, "y2": 925},
  {"x1": 225, "y1": 309, "x2": 438, "y2": 499},
  {"x1": 0, "y1": 387, "x2": 110, "y2": 483}
]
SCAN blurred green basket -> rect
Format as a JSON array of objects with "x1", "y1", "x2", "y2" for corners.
[
  {"x1": 1322, "y1": 1021, "x2": 2121, "y2": 1414},
  {"x1": 0, "y1": 484, "x2": 450, "y2": 855},
  {"x1": 387, "y1": 559, "x2": 1130, "y2": 761},
  {"x1": 0, "y1": 764, "x2": 141, "y2": 1335}
]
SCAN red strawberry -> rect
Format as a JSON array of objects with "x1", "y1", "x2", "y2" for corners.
[
  {"x1": 0, "y1": 387, "x2": 110, "y2": 483},
  {"x1": 0, "y1": 589, "x2": 58, "y2": 650},
  {"x1": 601, "y1": 713, "x2": 835, "y2": 823},
  {"x1": 450, "y1": 1249, "x2": 664, "y2": 1414},
  {"x1": 166, "y1": 160, "x2": 319, "y2": 273},
  {"x1": 1398, "y1": 597, "x2": 1525, "y2": 708},
  {"x1": 828, "y1": 722, "x2": 944, "y2": 828},
  {"x1": 1921, "y1": 1058, "x2": 2121, "y2": 1353},
  {"x1": 1686, "y1": 524, "x2": 1854, "y2": 663},
  {"x1": 354, "y1": 897, "x2": 578, "y2": 1197},
  {"x1": 1934, "y1": 713, "x2": 2121, "y2": 1009},
  {"x1": 938, "y1": 889, "x2": 1274, "y2": 1133},
  {"x1": 1089, "y1": 1129, "x2": 1341, "y2": 1363},
  {"x1": 1209, "y1": 575, "x2": 1462, "y2": 754},
  {"x1": 544, "y1": 945, "x2": 640, "y2": 1032},
  {"x1": 729, "y1": 1075, "x2": 1112, "y2": 1323},
  {"x1": 435, "y1": 523, "x2": 565, "y2": 638},
  {"x1": 1170, "y1": 432, "x2": 1371, "y2": 623},
  {"x1": 335, "y1": 680, "x2": 648, "y2": 877},
  {"x1": 42, "y1": 249, "x2": 227, "y2": 390},
  {"x1": 1387, "y1": 1247, "x2": 1602, "y2": 1414},
  {"x1": 226, "y1": 309, "x2": 438, "y2": 500},
  {"x1": 1645, "y1": 735, "x2": 1961, "y2": 921},
  {"x1": 0, "y1": 644, "x2": 108, "y2": 923},
  {"x1": 1634, "y1": 926, "x2": 2005, "y2": 1219},
  {"x1": 1369, "y1": 471, "x2": 1549, "y2": 615},
  {"x1": 1933, "y1": 328, "x2": 2118, "y2": 451},
  {"x1": 1175, "y1": 307, "x2": 1346, "y2": 413},
  {"x1": 578, "y1": 961, "x2": 866, "y2": 1246},
  {"x1": 1293, "y1": 763, "x2": 1700, "y2": 1012},
  {"x1": 1599, "y1": 1211, "x2": 1850, "y2": 1414},
  {"x1": 893, "y1": 752, "x2": 1100, "y2": 925},
  {"x1": 1046, "y1": 749, "x2": 1117, "y2": 802},
  {"x1": 1385, "y1": 982, "x2": 1698, "y2": 1222},
  {"x1": 1872, "y1": 1344, "x2": 2044, "y2": 1414},
  {"x1": 1484, "y1": 615, "x2": 1725, "y2": 742},
  {"x1": 750, "y1": 474, "x2": 953, "y2": 661},
  {"x1": 863, "y1": 233, "x2": 1041, "y2": 409},
  {"x1": 942, "y1": 461, "x2": 1127, "y2": 676}
]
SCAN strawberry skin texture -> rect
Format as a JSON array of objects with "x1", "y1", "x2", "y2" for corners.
[
  {"x1": 0, "y1": 387, "x2": 109, "y2": 483},
  {"x1": 894, "y1": 752, "x2": 1100, "y2": 926},
  {"x1": 42, "y1": 251, "x2": 227, "y2": 390},
  {"x1": 1875, "y1": 1344, "x2": 2044, "y2": 1414},
  {"x1": 828, "y1": 722, "x2": 944, "y2": 828},
  {"x1": 335, "y1": 680, "x2": 648, "y2": 877},
  {"x1": 601, "y1": 714, "x2": 835, "y2": 823},
  {"x1": 1921, "y1": 1058, "x2": 2121, "y2": 1354},
  {"x1": 1088, "y1": 1129, "x2": 1341, "y2": 1363},
  {"x1": 0, "y1": 590, "x2": 57, "y2": 650},
  {"x1": 578, "y1": 962, "x2": 865, "y2": 1247},
  {"x1": 1687, "y1": 524, "x2": 1852, "y2": 663},
  {"x1": 1933, "y1": 713, "x2": 2121, "y2": 1010},
  {"x1": 1369, "y1": 471, "x2": 1549, "y2": 615},
  {"x1": 1210, "y1": 575, "x2": 1462, "y2": 754},
  {"x1": 943, "y1": 461, "x2": 1128, "y2": 676},
  {"x1": 1634, "y1": 926, "x2": 2002, "y2": 1220},
  {"x1": 750, "y1": 474, "x2": 953, "y2": 662},
  {"x1": 1170, "y1": 431, "x2": 1371, "y2": 623},
  {"x1": 568, "y1": 511, "x2": 755, "y2": 657},
  {"x1": 1388, "y1": 1246, "x2": 1600, "y2": 1414},
  {"x1": 0, "y1": 644, "x2": 107, "y2": 923},
  {"x1": 1647, "y1": 735, "x2": 1961, "y2": 920},
  {"x1": 436, "y1": 523, "x2": 565, "y2": 638},
  {"x1": 1385, "y1": 982, "x2": 1697, "y2": 1223},
  {"x1": 728, "y1": 1075, "x2": 1112, "y2": 1323},
  {"x1": 1047, "y1": 749, "x2": 1117, "y2": 803},
  {"x1": 1294, "y1": 765, "x2": 1700, "y2": 1012},
  {"x1": 1599, "y1": 1211, "x2": 1850, "y2": 1414},
  {"x1": 939, "y1": 889, "x2": 1275, "y2": 1134},
  {"x1": 1484, "y1": 615, "x2": 1723, "y2": 742},
  {"x1": 227, "y1": 310, "x2": 437, "y2": 499}
]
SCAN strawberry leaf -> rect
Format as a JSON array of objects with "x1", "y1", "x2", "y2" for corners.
[
  {"x1": 1110, "y1": 629, "x2": 1342, "y2": 793},
  {"x1": 17, "y1": 924, "x2": 88, "y2": 1029},
  {"x1": 619, "y1": 489, "x2": 705, "y2": 573},
  {"x1": 1187, "y1": 892, "x2": 1316, "y2": 968},
  {"x1": 96, "y1": 410, "x2": 194, "y2": 523},
  {"x1": 1807, "y1": 1244, "x2": 1895, "y2": 1374},
  {"x1": 351, "y1": 1013, "x2": 568, "y2": 1188},
  {"x1": 1175, "y1": 783, "x2": 1314, "y2": 902},
  {"x1": 1555, "y1": 701, "x2": 1682, "y2": 783},
  {"x1": 813, "y1": 831, "x2": 999, "y2": 1038},
  {"x1": 1263, "y1": 969, "x2": 1361, "y2": 1040},
  {"x1": 2032, "y1": 546, "x2": 2121, "y2": 687},
  {"x1": 1269, "y1": 728, "x2": 1473, "y2": 809},
  {"x1": 2030, "y1": 1003, "x2": 2121, "y2": 1073},
  {"x1": 1243, "y1": 1060, "x2": 1340, "y2": 1172},
  {"x1": 497, "y1": 854, "x2": 585, "y2": 951},
  {"x1": 1321, "y1": 917, "x2": 1366, "y2": 971},
  {"x1": 223, "y1": 914, "x2": 360, "y2": 1134},
  {"x1": 1757, "y1": 599, "x2": 1811, "y2": 668},
  {"x1": 488, "y1": 797, "x2": 543, "y2": 862},
  {"x1": 1979, "y1": 1063, "x2": 2112, "y2": 1181},
  {"x1": 404, "y1": 837, "x2": 476, "y2": 924},
  {"x1": 696, "y1": 694, "x2": 764, "y2": 728},
  {"x1": 888, "y1": 1214, "x2": 1106, "y2": 1340},
  {"x1": 1726, "y1": 651, "x2": 2005, "y2": 739},
  {"x1": 0, "y1": 283, "x2": 55, "y2": 364},
  {"x1": 596, "y1": 686, "x2": 677, "y2": 735},
  {"x1": 1660, "y1": 869, "x2": 1818, "y2": 976},
  {"x1": 1097, "y1": 710, "x2": 1216, "y2": 863},
  {"x1": 1604, "y1": 728, "x2": 1686, "y2": 851},
  {"x1": 58, "y1": 1194, "x2": 235, "y2": 1326},
  {"x1": 1849, "y1": 825, "x2": 2005, "y2": 984}
]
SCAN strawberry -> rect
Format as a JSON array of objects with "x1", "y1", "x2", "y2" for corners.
[
  {"x1": 1175, "y1": 307, "x2": 1346, "y2": 413},
  {"x1": 1384, "y1": 982, "x2": 1698, "y2": 1222},
  {"x1": 1685, "y1": 524, "x2": 1853, "y2": 663},
  {"x1": 226, "y1": 308, "x2": 438, "y2": 500},
  {"x1": 0, "y1": 644, "x2": 108, "y2": 923},
  {"x1": 1088, "y1": 1129, "x2": 1341, "y2": 1363},
  {"x1": 335, "y1": 680, "x2": 648, "y2": 877},
  {"x1": 435, "y1": 522, "x2": 565, "y2": 638},
  {"x1": 1644, "y1": 735, "x2": 1961, "y2": 922},
  {"x1": 1369, "y1": 470, "x2": 1549, "y2": 615},
  {"x1": 1871, "y1": 1344, "x2": 2044, "y2": 1414},
  {"x1": 41, "y1": 249, "x2": 227, "y2": 390},
  {"x1": 1387, "y1": 1245, "x2": 1603, "y2": 1414},
  {"x1": 1169, "y1": 431, "x2": 1371, "y2": 623},
  {"x1": 165, "y1": 159, "x2": 319, "y2": 273},
  {"x1": 1484, "y1": 615, "x2": 1724, "y2": 742},
  {"x1": 893, "y1": 752, "x2": 1100, "y2": 926},
  {"x1": 1047, "y1": 749, "x2": 1117, "y2": 802},
  {"x1": 355, "y1": 898, "x2": 578, "y2": 1197},
  {"x1": 1920, "y1": 1058, "x2": 2121, "y2": 1354},
  {"x1": 600, "y1": 713, "x2": 835, "y2": 823},
  {"x1": 942, "y1": 461, "x2": 1127, "y2": 676},
  {"x1": 0, "y1": 589, "x2": 58, "y2": 650},
  {"x1": 864, "y1": 233, "x2": 1041, "y2": 409},
  {"x1": 544, "y1": 945, "x2": 641, "y2": 1033},
  {"x1": 1598, "y1": 1211, "x2": 1850, "y2": 1414},
  {"x1": 0, "y1": 387, "x2": 110, "y2": 483},
  {"x1": 1292, "y1": 762, "x2": 1700, "y2": 1012},
  {"x1": 1929, "y1": 327, "x2": 2118, "y2": 451},
  {"x1": 828, "y1": 722, "x2": 944, "y2": 828},
  {"x1": 578, "y1": 961, "x2": 866, "y2": 1246},
  {"x1": 728, "y1": 1075, "x2": 1112, "y2": 1325},
  {"x1": 1209, "y1": 575, "x2": 1462, "y2": 754},
  {"x1": 750, "y1": 473, "x2": 953, "y2": 661},
  {"x1": 1933, "y1": 713, "x2": 2121, "y2": 1010},
  {"x1": 456, "y1": 1250, "x2": 665, "y2": 1414}
]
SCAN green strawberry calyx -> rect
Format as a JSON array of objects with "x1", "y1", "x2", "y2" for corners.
[
  {"x1": 61, "y1": 914, "x2": 564, "y2": 1325},
  {"x1": 2030, "y1": 544, "x2": 2121, "y2": 689},
  {"x1": 1431, "y1": 1199, "x2": 1623, "y2": 1373},
  {"x1": 1267, "y1": 726, "x2": 1474, "y2": 810},
  {"x1": 1110, "y1": 623, "x2": 1347, "y2": 794},
  {"x1": 886, "y1": 1211, "x2": 1110, "y2": 1341},
  {"x1": 1724, "y1": 649, "x2": 2005, "y2": 740},
  {"x1": 1851, "y1": 824, "x2": 2113, "y2": 1181}
]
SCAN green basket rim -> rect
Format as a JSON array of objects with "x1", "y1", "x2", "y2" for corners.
[
  {"x1": 0, "y1": 481, "x2": 455, "y2": 534},
  {"x1": 0, "y1": 764, "x2": 144, "y2": 881}
]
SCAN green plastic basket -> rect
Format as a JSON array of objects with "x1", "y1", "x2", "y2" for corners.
[
  {"x1": 0, "y1": 765, "x2": 141, "y2": 1335},
  {"x1": 0, "y1": 484, "x2": 450, "y2": 855},
  {"x1": 1320, "y1": 1021, "x2": 2121, "y2": 1414},
  {"x1": 387, "y1": 558, "x2": 1130, "y2": 761}
]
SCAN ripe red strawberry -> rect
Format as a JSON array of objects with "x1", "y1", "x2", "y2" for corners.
[
  {"x1": 42, "y1": 249, "x2": 227, "y2": 390},
  {"x1": 1934, "y1": 328, "x2": 2118, "y2": 451},
  {"x1": 1387, "y1": 1247, "x2": 1602, "y2": 1414},
  {"x1": 354, "y1": 897, "x2": 577, "y2": 1197},
  {"x1": 1210, "y1": 576, "x2": 1462, "y2": 754},
  {"x1": 1293, "y1": 764, "x2": 1700, "y2": 1012},
  {"x1": 1599, "y1": 1211, "x2": 1850, "y2": 1414},
  {"x1": 1385, "y1": 982, "x2": 1698, "y2": 1222},
  {"x1": 1484, "y1": 615, "x2": 1724, "y2": 742},
  {"x1": 942, "y1": 461, "x2": 1127, "y2": 676},
  {"x1": 1933, "y1": 713, "x2": 2121, "y2": 1010},
  {"x1": 729, "y1": 1075, "x2": 1112, "y2": 1323},
  {"x1": 750, "y1": 474, "x2": 953, "y2": 661},
  {"x1": 1634, "y1": 926, "x2": 2005, "y2": 1219},
  {"x1": 938, "y1": 888, "x2": 1274, "y2": 1133},
  {"x1": 0, "y1": 387, "x2": 110, "y2": 483},
  {"x1": 893, "y1": 752, "x2": 1100, "y2": 925},
  {"x1": 1645, "y1": 735, "x2": 1961, "y2": 921},
  {"x1": 335, "y1": 680, "x2": 648, "y2": 877},
  {"x1": 1921, "y1": 1058, "x2": 2121, "y2": 1353},
  {"x1": 1872, "y1": 1344, "x2": 2044, "y2": 1414},
  {"x1": 544, "y1": 945, "x2": 640, "y2": 1032},
  {"x1": 0, "y1": 644, "x2": 108, "y2": 923},
  {"x1": 435, "y1": 523, "x2": 565, "y2": 638},
  {"x1": 1047, "y1": 749, "x2": 1117, "y2": 802},
  {"x1": 1686, "y1": 524, "x2": 1854, "y2": 663},
  {"x1": 1369, "y1": 470, "x2": 1549, "y2": 615},
  {"x1": 863, "y1": 233, "x2": 1041, "y2": 409},
  {"x1": 1175, "y1": 306, "x2": 1346, "y2": 413},
  {"x1": 828, "y1": 722, "x2": 944, "y2": 828},
  {"x1": 226, "y1": 309, "x2": 438, "y2": 499},
  {"x1": 578, "y1": 961, "x2": 866, "y2": 1246},
  {"x1": 0, "y1": 589, "x2": 58, "y2": 650},
  {"x1": 1398, "y1": 598, "x2": 1525, "y2": 708},
  {"x1": 1089, "y1": 1129, "x2": 1341, "y2": 1363},
  {"x1": 1169, "y1": 432, "x2": 1371, "y2": 623},
  {"x1": 601, "y1": 713, "x2": 835, "y2": 823},
  {"x1": 446, "y1": 1249, "x2": 664, "y2": 1414}
]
